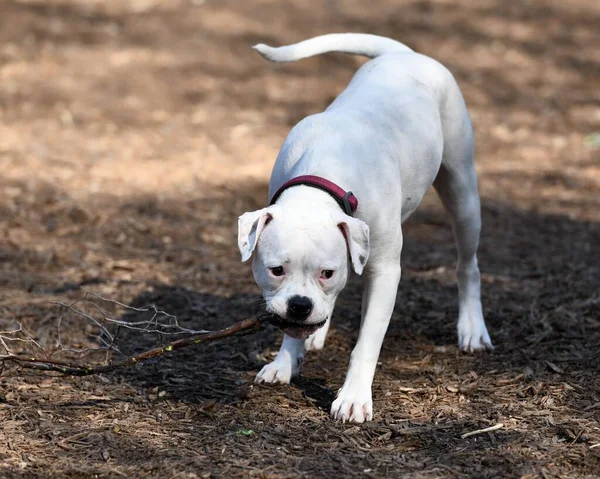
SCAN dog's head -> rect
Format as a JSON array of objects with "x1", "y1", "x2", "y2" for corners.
[{"x1": 238, "y1": 204, "x2": 369, "y2": 339}]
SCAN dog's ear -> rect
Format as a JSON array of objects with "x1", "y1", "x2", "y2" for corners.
[
  {"x1": 338, "y1": 216, "x2": 370, "y2": 275},
  {"x1": 238, "y1": 207, "x2": 273, "y2": 262}
]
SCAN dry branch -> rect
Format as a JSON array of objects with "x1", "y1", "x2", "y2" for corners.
[
  {"x1": 460, "y1": 423, "x2": 504, "y2": 439},
  {"x1": 1, "y1": 315, "x2": 267, "y2": 376},
  {"x1": 52, "y1": 290, "x2": 215, "y2": 356},
  {"x1": 0, "y1": 289, "x2": 273, "y2": 376}
]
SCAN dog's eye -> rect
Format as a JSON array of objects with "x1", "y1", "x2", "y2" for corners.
[
  {"x1": 270, "y1": 266, "x2": 285, "y2": 277},
  {"x1": 320, "y1": 270, "x2": 334, "y2": 280}
]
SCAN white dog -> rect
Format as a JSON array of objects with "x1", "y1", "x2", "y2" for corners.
[{"x1": 238, "y1": 34, "x2": 492, "y2": 423}]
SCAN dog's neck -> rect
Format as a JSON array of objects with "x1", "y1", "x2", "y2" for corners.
[{"x1": 272, "y1": 184, "x2": 340, "y2": 214}]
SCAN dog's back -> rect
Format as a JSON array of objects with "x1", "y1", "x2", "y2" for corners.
[{"x1": 259, "y1": 35, "x2": 455, "y2": 218}]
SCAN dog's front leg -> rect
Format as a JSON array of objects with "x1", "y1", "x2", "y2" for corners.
[
  {"x1": 331, "y1": 262, "x2": 401, "y2": 423},
  {"x1": 305, "y1": 317, "x2": 330, "y2": 351},
  {"x1": 255, "y1": 335, "x2": 304, "y2": 384}
]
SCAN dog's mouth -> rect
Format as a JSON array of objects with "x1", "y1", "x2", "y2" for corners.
[{"x1": 268, "y1": 316, "x2": 327, "y2": 340}]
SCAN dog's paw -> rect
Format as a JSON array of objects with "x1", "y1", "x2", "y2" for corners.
[
  {"x1": 330, "y1": 385, "x2": 373, "y2": 423},
  {"x1": 458, "y1": 316, "x2": 493, "y2": 352},
  {"x1": 255, "y1": 355, "x2": 301, "y2": 384},
  {"x1": 304, "y1": 326, "x2": 327, "y2": 352}
]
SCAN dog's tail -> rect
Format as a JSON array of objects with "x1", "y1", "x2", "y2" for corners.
[{"x1": 253, "y1": 33, "x2": 412, "y2": 63}]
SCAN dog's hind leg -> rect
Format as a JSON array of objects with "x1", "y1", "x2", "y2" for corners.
[{"x1": 434, "y1": 111, "x2": 492, "y2": 351}]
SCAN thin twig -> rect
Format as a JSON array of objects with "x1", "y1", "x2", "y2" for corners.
[
  {"x1": 461, "y1": 423, "x2": 504, "y2": 439},
  {"x1": 568, "y1": 429, "x2": 584, "y2": 446},
  {"x1": 48, "y1": 289, "x2": 214, "y2": 356},
  {"x1": 1, "y1": 315, "x2": 269, "y2": 376},
  {"x1": 0, "y1": 322, "x2": 45, "y2": 356}
]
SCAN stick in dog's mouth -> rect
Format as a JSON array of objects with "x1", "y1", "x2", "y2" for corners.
[{"x1": 267, "y1": 315, "x2": 327, "y2": 340}]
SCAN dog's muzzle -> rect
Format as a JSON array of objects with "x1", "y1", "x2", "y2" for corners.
[{"x1": 268, "y1": 314, "x2": 327, "y2": 340}]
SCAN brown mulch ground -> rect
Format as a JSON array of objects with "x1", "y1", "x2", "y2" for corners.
[{"x1": 1, "y1": 0, "x2": 600, "y2": 477}]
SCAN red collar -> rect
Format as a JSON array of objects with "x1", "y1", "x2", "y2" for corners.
[{"x1": 270, "y1": 175, "x2": 358, "y2": 216}]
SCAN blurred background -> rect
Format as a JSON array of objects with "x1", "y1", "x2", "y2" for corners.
[{"x1": 0, "y1": 1, "x2": 599, "y2": 477}]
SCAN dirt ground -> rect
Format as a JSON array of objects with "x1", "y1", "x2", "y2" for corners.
[{"x1": 1, "y1": 0, "x2": 599, "y2": 477}]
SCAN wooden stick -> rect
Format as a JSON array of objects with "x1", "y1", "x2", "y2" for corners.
[
  {"x1": 1, "y1": 315, "x2": 268, "y2": 376},
  {"x1": 461, "y1": 423, "x2": 504, "y2": 439}
]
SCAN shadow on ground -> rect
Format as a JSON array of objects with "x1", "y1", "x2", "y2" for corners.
[{"x1": 1, "y1": 0, "x2": 599, "y2": 477}]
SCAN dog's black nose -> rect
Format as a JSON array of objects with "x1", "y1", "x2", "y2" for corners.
[{"x1": 287, "y1": 295, "x2": 313, "y2": 321}]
